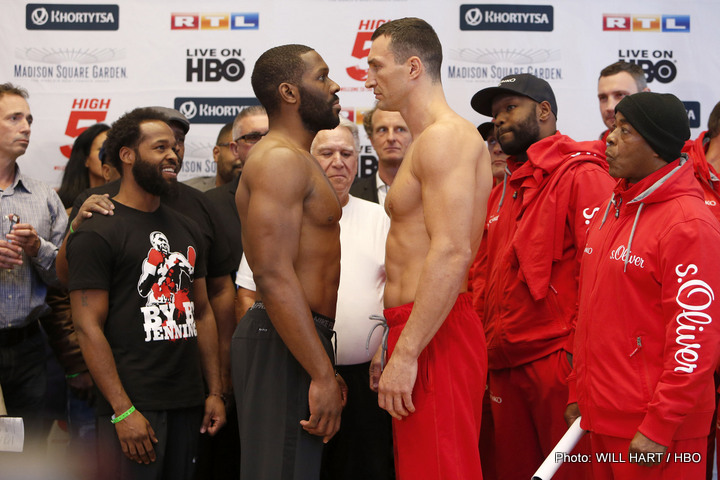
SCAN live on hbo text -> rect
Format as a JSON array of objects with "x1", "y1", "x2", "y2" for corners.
[
  {"x1": 14, "y1": 64, "x2": 127, "y2": 80},
  {"x1": 556, "y1": 452, "x2": 703, "y2": 464}
]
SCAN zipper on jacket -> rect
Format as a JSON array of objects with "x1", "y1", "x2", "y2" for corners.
[
  {"x1": 614, "y1": 197, "x2": 622, "y2": 218},
  {"x1": 629, "y1": 336, "x2": 642, "y2": 357}
]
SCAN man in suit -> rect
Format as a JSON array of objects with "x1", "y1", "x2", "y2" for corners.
[{"x1": 350, "y1": 106, "x2": 412, "y2": 206}]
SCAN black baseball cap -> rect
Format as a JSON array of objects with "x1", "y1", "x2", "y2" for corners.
[
  {"x1": 471, "y1": 74, "x2": 558, "y2": 118},
  {"x1": 477, "y1": 122, "x2": 495, "y2": 140}
]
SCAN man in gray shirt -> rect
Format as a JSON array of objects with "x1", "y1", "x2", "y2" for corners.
[{"x1": 0, "y1": 82, "x2": 67, "y2": 450}]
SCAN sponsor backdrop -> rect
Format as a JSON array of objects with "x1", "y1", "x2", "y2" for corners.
[{"x1": 1, "y1": 0, "x2": 717, "y2": 187}]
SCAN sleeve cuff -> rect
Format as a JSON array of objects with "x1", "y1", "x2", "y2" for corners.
[
  {"x1": 32, "y1": 237, "x2": 57, "y2": 270},
  {"x1": 637, "y1": 412, "x2": 678, "y2": 447}
]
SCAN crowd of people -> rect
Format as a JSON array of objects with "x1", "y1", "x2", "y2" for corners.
[{"x1": 1, "y1": 15, "x2": 719, "y2": 480}]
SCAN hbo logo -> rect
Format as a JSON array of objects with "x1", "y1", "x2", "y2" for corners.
[
  {"x1": 187, "y1": 58, "x2": 245, "y2": 82},
  {"x1": 628, "y1": 59, "x2": 677, "y2": 84}
]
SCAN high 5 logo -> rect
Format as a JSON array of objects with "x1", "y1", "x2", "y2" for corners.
[
  {"x1": 60, "y1": 98, "x2": 111, "y2": 159},
  {"x1": 347, "y1": 19, "x2": 390, "y2": 82}
]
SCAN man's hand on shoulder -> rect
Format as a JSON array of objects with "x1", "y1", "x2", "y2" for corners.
[
  {"x1": 300, "y1": 374, "x2": 343, "y2": 443},
  {"x1": 72, "y1": 193, "x2": 115, "y2": 231}
]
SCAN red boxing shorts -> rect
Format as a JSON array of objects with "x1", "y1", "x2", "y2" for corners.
[{"x1": 384, "y1": 293, "x2": 487, "y2": 480}]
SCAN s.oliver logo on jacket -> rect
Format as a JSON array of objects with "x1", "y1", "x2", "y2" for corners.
[
  {"x1": 608, "y1": 245, "x2": 646, "y2": 269},
  {"x1": 674, "y1": 263, "x2": 714, "y2": 374}
]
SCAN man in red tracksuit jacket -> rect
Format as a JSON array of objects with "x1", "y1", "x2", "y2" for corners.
[
  {"x1": 567, "y1": 92, "x2": 720, "y2": 480},
  {"x1": 469, "y1": 121, "x2": 511, "y2": 321},
  {"x1": 468, "y1": 122, "x2": 510, "y2": 480},
  {"x1": 682, "y1": 100, "x2": 720, "y2": 223},
  {"x1": 682, "y1": 100, "x2": 720, "y2": 480},
  {"x1": 470, "y1": 74, "x2": 615, "y2": 480}
]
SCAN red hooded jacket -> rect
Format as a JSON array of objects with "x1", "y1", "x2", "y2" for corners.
[
  {"x1": 682, "y1": 131, "x2": 720, "y2": 222},
  {"x1": 469, "y1": 167, "x2": 512, "y2": 321},
  {"x1": 483, "y1": 132, "x2": 615, "y2": 369},
  {"x1": 571, "y1": 158, "x2": 720, "y2": 445}
]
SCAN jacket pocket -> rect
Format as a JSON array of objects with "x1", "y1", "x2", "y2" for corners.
[
  {"x1": 547, "y1": 284, "x2": 570, "y2": 332},
  {"x1": 629, "y1": 336, "x2": 653, "y2": 403}
]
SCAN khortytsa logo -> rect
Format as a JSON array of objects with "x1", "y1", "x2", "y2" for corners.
[
  {"x1": 31, "y1": 7, "x2": 49, "y2": 25},
  {"x1": 179, "y1": 101, "x2": 198, "y2": 120}
]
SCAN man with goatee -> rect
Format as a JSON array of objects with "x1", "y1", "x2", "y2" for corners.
[
  {"x1": 231, "y1": 44, "x2": 345, "y2": 480},
  {"x1": 471, "y1": 73, "x2": 615, "y2": 480},
  {"x1": 66, "y1": 108, "x2": 225, "y2": 480}
]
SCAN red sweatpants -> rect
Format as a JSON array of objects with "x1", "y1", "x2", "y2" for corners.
[
  {"x1": 384, "y1": 293, "x2": 487, "y2": 480},
  {"x1": 590, "y1": 433, "x2": 706, "y2": 480},
  {"x1": 488, "y1": 350, "x2": 591, "y2": 480}
]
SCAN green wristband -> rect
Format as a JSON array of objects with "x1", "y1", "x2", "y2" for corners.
[
  {"x1": 65, "y1": 372, "x2": 81, "y2": 379},
  {"x1": 111, "y1": 405, "x2": 136, "y2": 424},
  {"x1": 69, "y1": 224, "x2": 75, "y2": 234}
]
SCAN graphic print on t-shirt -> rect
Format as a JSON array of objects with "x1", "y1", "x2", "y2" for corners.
[{"x1": 137, "y1": 231, "x2": 198, "y2": 342}]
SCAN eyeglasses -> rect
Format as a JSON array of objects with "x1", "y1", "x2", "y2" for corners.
[
  {"x1": 216, "y1": 142, "x2": 231, "y2": 148},
  {"x1": 234, "y1": 131, "x2": 268, "y2": 145}
]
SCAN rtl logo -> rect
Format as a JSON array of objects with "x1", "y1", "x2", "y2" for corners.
[
  {"x1": 603, "y1": 14, "x2": 690, "y2": 32},
  {"x1": 347, "y1": 19, "x2": 390, "y2": 82},
  {"x1": 60, "y1": 98, "x2": 110, "y2": 159},
  {"x1": 171, "y1": 13, "x2": 259, "y2": 30}
]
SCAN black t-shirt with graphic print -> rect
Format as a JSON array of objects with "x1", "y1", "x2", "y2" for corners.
[
  {"x1": 70, "y1": 180, "x2": 236, "y2": 278},
  {"x1": 67, "y1": 202, "x2": 207, "y2": 415}
]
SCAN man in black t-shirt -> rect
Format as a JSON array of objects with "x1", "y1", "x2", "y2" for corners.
[
  {"x1": 66, "y1": 108, "x2": 225, "y2": 480},
  {"x1": 62, "y1": 108, "x2": 238, "y2": 410}
]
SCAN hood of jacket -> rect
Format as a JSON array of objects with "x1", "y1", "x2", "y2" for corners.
[
  {"x1": 615, "y1": 156, "x2": 702, "y2": 208},
  {"x1": 682, "y1": 131, "x2": 720, "y2": 190},
  {"x1": 598, "y1": 156, "x2": 704, "y2": 272},
  {"x1": 507, "y1": 132, "x2": 608, "y2": 300},
  {"x1": 509, "y1": 133, "x2": 606, "y2": 203}
]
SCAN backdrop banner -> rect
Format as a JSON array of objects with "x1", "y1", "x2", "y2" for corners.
[{"x1": 1, "y1": 0, "x2": 716, "y2": 187}]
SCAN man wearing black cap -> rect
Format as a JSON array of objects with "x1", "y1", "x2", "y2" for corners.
[
  {"x1": 567, "y1": 92, "x2": 720, "y2": 479},
  {"x1": 470, "y1": 73, "x2": 615, "y2": 480},
  {"x1": 477, "y1": 121, "x2": 509, "y2": 183}
]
